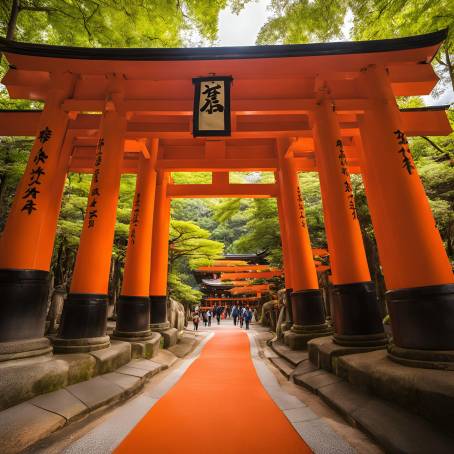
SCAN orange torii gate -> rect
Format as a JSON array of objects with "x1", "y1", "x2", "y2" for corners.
[
  {"x1": 229, "y1": 285, "x2": 271, "y2": 295},
  {"x1": 0, "y1": 31, "x2": 453, "y2": 369},
  {"x1": 196, "y1": 265, "x2": 273, "y2": 273},
  {"x1": 220, "y1": 271, "x2": 284, "y2": 281}
]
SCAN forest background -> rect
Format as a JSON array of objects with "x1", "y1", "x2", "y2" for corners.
[{"x1": 0, "y1": 0, "x2": 452, "y2": 309}]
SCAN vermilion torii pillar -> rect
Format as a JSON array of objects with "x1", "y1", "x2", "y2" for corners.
[
  {"x1": 312, "y1": 91, "x2": 386, "y2": 348},
  {"x1": 359, "y1": 64, "x2": 454, "y2": 369},
  {"x1": 149, "y1": 172, "x2": 171, "y2": 331},
  {"x1": 113, "y1": 140, "x2": 159, "y2": 342},
  {"x1": 54, "y1": 79, "x2": 127, "y2": 353},
  {"x1": 277, "y1": 139, "x2": 332, "y2": 350},
  {"x1": 277, "y1": 190, "x2": 294, "y2": 329},
  {"x1": 0, "y1": 72, "x2": 74, "y2": 361}
]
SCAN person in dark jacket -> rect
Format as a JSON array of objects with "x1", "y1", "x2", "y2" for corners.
[
  {"x1": 244, "y1": 307, "x2": 253, "y2": 330},
  {"x1": 232, "y1": 305, "x2": 239, "y2": 325},
  {"x1": 215, "y1": 305, "x2": 223, "y2": 325}
]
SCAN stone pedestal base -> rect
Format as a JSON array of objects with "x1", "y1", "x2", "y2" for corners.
[
  {"x1": 0, "y1": 338, "x2": 52, "y2": 362},
  {"x1": 284, "y1": 323, "x2": 333, "y2": 350},
  {"x1": 111, "y1": 329, "x2": 153, "y2": 343},
  {"x1": 130, "y1": 333, "x2": 161, "y2": 359},
  {"x1": 150, "y1": 321, "x2": 170, "y2": 333},
  {"x1": 387, "y1": 343, "x2": 454, "y2": 371},
  {"x1": 161, "y1": 328, "x2": 178, "y2": 348},
  {"x1": 281, "y1": 321, "x2": 292, "y2": 332},
  {"x1": 333, "y1": 332, "x2": 387, "y2": 348},
  {"x1": 52, "y1": 336, "x2": 110, "y2": 354},
  {"x1": 308, "y1": 335, "x2": 385, "y2": 372}
]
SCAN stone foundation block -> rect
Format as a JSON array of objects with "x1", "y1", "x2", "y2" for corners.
[
  {"x1": 65, "y1": 376, "x2": 124, "y2": 411},
  {"x1": 0, "y1": 356, "x2": 69, "y2": 411},
  {"x1": 30, "y1": 388, "x2": 88, "y2": 422},
  {"x1": 161, "y1": 328, "x2": 178, "y2": 348},
  {"x1": 151, "y1": 350, "x2": 178, "y2": 369},
  {"x1": 131, "y1": 332, "x2": 161, "y2": 359},
  {"x1": 89, "y1": 340, "x2": 131, "y2": 375},
  {"x1": 0, "y1": 402, "x2": 65, "y2": 454},
  {"x1": 337, "y1": 349, "x2": 454, "y2": 433},
  {"x1": 307, "y1": 336, "x2": 385, "y2": 373},
  {"x1": 56, "y1": 353, "x2": 97, "y2": 384},
  {"x1": 283, "y1": 330, "x2": 315, "y2": 350}
]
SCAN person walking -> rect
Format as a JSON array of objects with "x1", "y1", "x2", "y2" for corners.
[
  {"x1": 202, "y1": 310, "x2": 208, "y2": 327},
  {"x1": 245, "y1": 307, "x2": 253, "y2": 330},
  {"x1": 232, "y1": 305, "x2": 239, "y2": 326},
  {"x1": 207, "y1": 309, "x2": 212, "y2": 327},
  {"x1": 215, "y1": 305, "x2": 222, "y2": 325},
  {"x1": 239, "y1": 306, "x2": 245, "y2": 328},
  {"x1": 192, "y1": 312, "x2": 200, "y2": 331}
]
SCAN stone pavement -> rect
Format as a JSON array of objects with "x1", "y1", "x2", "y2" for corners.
[{"x1": 24, "y1": 320, "x2": 381, "y2": 454}]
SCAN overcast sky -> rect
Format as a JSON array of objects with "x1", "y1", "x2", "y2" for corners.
[{"x1": 216, "y1": 1, "x2": 453, "y2": 105}]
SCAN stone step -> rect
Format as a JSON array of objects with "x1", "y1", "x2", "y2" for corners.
[
  {"x1": 151, "y1": 350, "x2": 178, "y2": 369},
  {"x1": 269, "y1": 339, "x2": 308, "y2": 367},
  {"x1": 294, "y1": 366, "x2": 454, "y2": 453},
  {"x1": 269, "y1": 356, "x2": 295, "y2": 379},
  {"x1": 336, "y1": 349, "x2": 454, "y2": 434},
  {"x1": 168, "y1": 333, "x2": 197, "y2": 358}
]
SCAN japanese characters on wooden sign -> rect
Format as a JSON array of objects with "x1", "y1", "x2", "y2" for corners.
[
  {"x1": 130, "y1": 192, "x2": 141, "y2": 245},
  {"x1": 192, "y1": 76, "x2": 233, "y2": 137},
  {"x1": 336, "y1": 139, "x2": 357, "y2": 220},
  {"x1": 296, "y1": 185, "x2": 307, "y2": 228},
  {"x1": 21, "y1": 126, "x2": 52, "y2": 215},
  {"x1": 87, "y1": 137, "x2": 104, "y2": 228},
  {"x1": 393, "y1": 129, "x2": 415, "y2": 175}
]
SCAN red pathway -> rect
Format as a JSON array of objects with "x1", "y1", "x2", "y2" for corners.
[{"x1": 115, "y1": 329, "x2": 312, "y2": 453}]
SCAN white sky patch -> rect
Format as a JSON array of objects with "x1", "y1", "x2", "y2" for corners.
[{"x1": 217, "y1": 0, "x2": 272, "y2": 46}]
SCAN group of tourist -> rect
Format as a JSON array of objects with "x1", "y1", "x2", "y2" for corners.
[{"x1": 191, "y1": 304, "x2": 255, "y2": 331}]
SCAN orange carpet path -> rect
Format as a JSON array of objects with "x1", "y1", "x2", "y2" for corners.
[{"x1": 115, "y1": 329, "x2": 312, "y2": 453}]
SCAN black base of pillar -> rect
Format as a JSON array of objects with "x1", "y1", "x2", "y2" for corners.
[
  {"x1": 386, "y1": 284, "x2": 454, "y2": 369},
  {"x1": 285, "y1": 289, "x2": 333, "y2": 349},
  {"x1": 150, "y1": 295, "x2": 168, "y2": 328},
  {"x1": 112, "y1": 295, "x2": 152, "y2": 341},
  {"x1": 285, "y1": 288, "x2": 294, "y2": 327},
  {"x1": 53, "y1": 293, "x2": 110, "y2": 353},
  {"x1": 291, "y1": 289, "x2": 327, "y2": 326},
  {"x1": 0, "y1": 269, "x2": 52, "y2": 360},
  {"x1": 332, "y1": 281, "x2": 386, "y2": 348}
]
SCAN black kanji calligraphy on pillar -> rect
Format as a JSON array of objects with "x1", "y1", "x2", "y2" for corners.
[{"x1": 192, "y1": 76, "x2": 233, "y2": 137}]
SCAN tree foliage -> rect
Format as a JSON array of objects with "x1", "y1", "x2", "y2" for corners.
[{"x1": 255, "y1": 0, "x2": 454, "y2": 92}]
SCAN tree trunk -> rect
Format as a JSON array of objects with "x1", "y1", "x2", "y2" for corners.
[
  {"x1": 6, "y1": 0, "x2": 20, "y2": 40},
  {"x1": 444, "y1": 47, "x2": 454, "y2": 94}
]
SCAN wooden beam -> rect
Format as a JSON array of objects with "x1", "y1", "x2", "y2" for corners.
[
  {"x1": 220, "y1": 271, "x2": 283, "y2": 280},
  {"x1": 0, "y1": 109, "x2": 450, "y2": 138},
  {"x1": 156, "y1": 159, "x2": 278, "y2": 171},
  {"x1": 167, "y1": 183, "x2": 278, "y2": 198}
]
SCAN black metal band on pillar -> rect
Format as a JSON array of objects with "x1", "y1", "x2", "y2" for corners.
[
  {"x1": 57, "y1": 293, "x2": 108, "y2": 339},
  {"x1": 53, "y1": 293, "x2": 110, "y2": 353},
  {"x1": 114, "y1": 295, "x2": 151, "y2": 339},
  {"x1": 150, "y1": 295, "x2": 167, "y2": 325},
  {"x1": 291, "y1": 289, "x2": 327, "y2": 326},
  {"x1": 387, "y1": 284, "x2": 454, "y2": 350},
  {"x1": 284, "y1": 289, "x2": 333, "y2": 350},
  {"x1": 0, "y1": 269, "x2": 52, "y2": 361},
  {"x1": 0, "y1": 269, "x2": 50, "y2": 342},
  {"x1": 332, "y1": 281, "x2": 386, "y2": 347}
]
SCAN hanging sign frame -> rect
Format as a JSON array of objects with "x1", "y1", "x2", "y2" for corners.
[{"x1": 192, "y1": 76, "x2": 233, "y2": 137}]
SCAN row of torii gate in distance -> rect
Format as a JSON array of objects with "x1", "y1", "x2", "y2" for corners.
[{"x1": 0, "y1": 30, "x2": 453, "y2": 369}]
